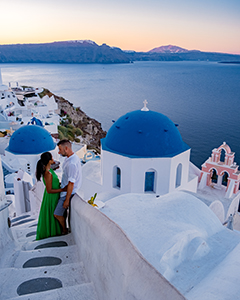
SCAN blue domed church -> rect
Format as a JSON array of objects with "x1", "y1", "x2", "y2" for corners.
[
  {"x1": 80, "y1": 103, "x2": 198, "y2": 201},
  {"x1": 3, "y1": 125, "x2": 57, "y2": 175}
]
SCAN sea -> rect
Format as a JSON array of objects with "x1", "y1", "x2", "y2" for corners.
[{"x1": 0, "y1": 61, "x2": 240, "y2": 168}]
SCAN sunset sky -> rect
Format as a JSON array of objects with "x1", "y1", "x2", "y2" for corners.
[{"x1": 0, "y1": 0, "x2": 240, "y2": 54}]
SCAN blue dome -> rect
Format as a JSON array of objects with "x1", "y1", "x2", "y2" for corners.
[
  {"x1": 101, "y1": 110, "x2": 189, "y2": 158},
  {"x1": 6, "y1": 125, "x2": 56, "y2": 155}
]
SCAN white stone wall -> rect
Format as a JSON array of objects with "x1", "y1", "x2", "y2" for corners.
[
  {"x1": 0, "y1": 203, "x2": 13, "y2": 254},
  {"x1": 71, "y1": 194, "x2": 186, "y2": 300},
  {"x1": 0, "y1": 156, "x2": 5, "y2": 202},
  {"x1": 0, "y1": 157, "x2": 13, "y2": 254}
]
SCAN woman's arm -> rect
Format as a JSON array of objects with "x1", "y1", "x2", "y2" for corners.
[{"x1": 44, "y1": 171, "x2": 64, "y2": 194}]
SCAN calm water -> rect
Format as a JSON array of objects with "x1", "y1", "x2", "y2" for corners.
[{"x1": 1, "y1": 61, "x2": 240, "y2": 168}]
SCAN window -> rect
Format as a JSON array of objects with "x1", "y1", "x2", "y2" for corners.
[
  {"x1": 222, "y1": 172, "x2": 228, "y2": 186},
  {"x1": 116, "y1": 167, "x2": 121, "y2": 188},
  {"x1": 211, "y1": 169, "x2": 218, "y2": 183},
  {"x1": 145, "y1": 170, "x2": 155, "y2": 192},
  {"x1": 113, "y1": 166, "x2": 121, "y2": 189},
  {"x1": 175, "y1": 163, "x2": 182, "y2": 188},
  {"x1": 220, "y1": 149, "x2": 225, "y2": 163}
]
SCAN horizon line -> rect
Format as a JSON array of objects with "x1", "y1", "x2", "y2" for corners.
[{"x1": 0, "y1": 40, "x2": 239, "y2": 56}]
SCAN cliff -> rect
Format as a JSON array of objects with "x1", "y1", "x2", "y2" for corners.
[{"x1": 40, "y1": 89, "x2": 106, "y2": 152}]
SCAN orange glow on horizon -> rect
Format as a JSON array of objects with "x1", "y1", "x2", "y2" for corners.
[{"x1": 0, "y1": 0, "x2": 239, "y2": 55}]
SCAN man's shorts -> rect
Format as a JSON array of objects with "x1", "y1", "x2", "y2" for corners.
[{"x1": 54, "y1": 194, "x2": 74, "y2": 217}]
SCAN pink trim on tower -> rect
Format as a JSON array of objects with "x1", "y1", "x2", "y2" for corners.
[{"x1": 200, "y1": 142, "x2": 240, "y2": 197}]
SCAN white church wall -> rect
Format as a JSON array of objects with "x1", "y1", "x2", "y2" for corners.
[
  {"x1": 169, "y1": 150, "x2": 190, "y2": 192},
  {"x1": 71, "y1": 194, "x2": 186, "y2": 300},
  {"x1": 102, "y1": 149, "x2": 172, "y2": 195},
  {"x1": 101, "y1": 149, "x2": 132, "y2": 193},
  {"x1": 101, "y1": 149, "x2": 194, "y2": 196},
  {"x1": 131, "y1": 157, "x2": 171, "y2": 194}
]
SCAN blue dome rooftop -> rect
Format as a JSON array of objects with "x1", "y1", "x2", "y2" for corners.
[
  {"x1": 6, "y1": 125, "x2": 56, "y2": 155},
  {"x1": 101, "y1": 110, "x2": 189, "y2": 158}
]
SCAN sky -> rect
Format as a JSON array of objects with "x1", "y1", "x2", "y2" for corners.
[{"x1": 0, "y1": 0, "x2": 240, "y2": 54}]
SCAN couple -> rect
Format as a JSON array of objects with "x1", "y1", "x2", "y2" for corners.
[{"x1": 36, "y1": 139, "x2": 82, "y2": 240}]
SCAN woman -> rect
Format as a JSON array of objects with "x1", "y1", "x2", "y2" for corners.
[{"x1": 35, "y1": 152, "x2": 64, "y2": 240}]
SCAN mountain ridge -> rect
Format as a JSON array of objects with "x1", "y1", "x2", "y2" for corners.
[
  {"x1": 0, "y1": 40, "x2": 239, "y2": 63},
  {"x1": 148, "y1": 45, "x2": 189, "y2": 53}
]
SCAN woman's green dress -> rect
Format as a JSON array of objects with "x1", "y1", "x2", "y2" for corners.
[{"x1": 36, "y1": 169, "x2": 62, "y2": 240}]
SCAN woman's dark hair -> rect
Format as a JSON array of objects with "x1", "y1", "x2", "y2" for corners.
[{"x1": 36, "y1": 152, "x2": 52, "y2": 181}]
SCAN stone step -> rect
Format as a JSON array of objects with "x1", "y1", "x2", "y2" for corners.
[
  {"x1": 19, "y1": 232, "x2": 76, "y2": 250},
  {"x1": 0, "y1": 262, "x2": 90, "y2": 299},
  {"x1": 3, "y1": 214, "x2": 99, "y2": 300},
  {"x1": 10, "y1": 213, "x2": 38, "y2": 232},
  {"x1": 9, "y1": 282, "x2": 98, "y2": 300},
  {"x1": 11, "y1": 223, "x2": 38, "y2": 240},
  {"x1": 11, "y1": 214, "x2": 32, "y2": 224},
  {"x1": 11, "y1": 217, "x2": 37, "y2": 228},
  {"x1": 3, "y1": 244, "x2": 80, "y2": 268}
]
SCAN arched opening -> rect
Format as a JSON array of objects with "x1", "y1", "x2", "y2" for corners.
[
  {"x1": 144, "y1": 169, "x2": 156, "y2": 192},
  {"x1": 175, "y1": 163, "x2": 182, "y2": 188},
  {"x1": 113, "y1": 166, "x2": 121, "y2": 189},
  {"x1": 222, "y1": 172, "x2": 228, "y2": 186},
  {"x1": 220, "y1": 149, "x2": 225, "y2": 163},
  {"x1": 211, "y1": 169, "x2": 218, "y2": 184}
]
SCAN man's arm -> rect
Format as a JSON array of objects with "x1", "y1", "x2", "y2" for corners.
[{"x1": 63, "y1": 181, "x2": 74, "y2": 208}]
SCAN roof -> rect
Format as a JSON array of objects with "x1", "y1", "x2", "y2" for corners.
[
  {"x1": 101, "y1": 191, "x2": 240, "y2": 299},
  {"x1": 6, "y1": 125, "x2": 56, "y2": 155},
  {"x1": 101, "y1": 110, "x2": 189, "y2": 158}
]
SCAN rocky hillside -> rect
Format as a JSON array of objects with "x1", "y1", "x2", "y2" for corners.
[
  {"x1": 0, "y1": 40, "x2": 130, "y2": 64},
  {"x1": 40, "y1": 89, "x2": 106, "y2": 152}
]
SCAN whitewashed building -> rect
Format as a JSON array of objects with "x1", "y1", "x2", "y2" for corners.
[{"x1": 80, "y1": 102, "x2": 198, "y2": 200}]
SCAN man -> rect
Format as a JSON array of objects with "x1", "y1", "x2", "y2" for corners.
[{"x1": 54, "y1": 139, "x2": 82, "y2": 234}]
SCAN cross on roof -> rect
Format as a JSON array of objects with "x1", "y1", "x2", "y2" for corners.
[{"x1": 141, "y1": 100, "x2": 149, "y2": 111}]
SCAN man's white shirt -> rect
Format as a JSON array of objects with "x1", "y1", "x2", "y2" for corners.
[{"x1": 60, "y1": 153, "x2": 82, "y2": 197}]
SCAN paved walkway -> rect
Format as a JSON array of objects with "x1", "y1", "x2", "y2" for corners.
[{"x1": 0, "y1": 213, "x2": 98, "y2": 300}]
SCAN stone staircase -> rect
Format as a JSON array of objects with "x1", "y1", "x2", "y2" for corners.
[{"x1": 0, "y1": 214, "x2": 98, "y2": 300}]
